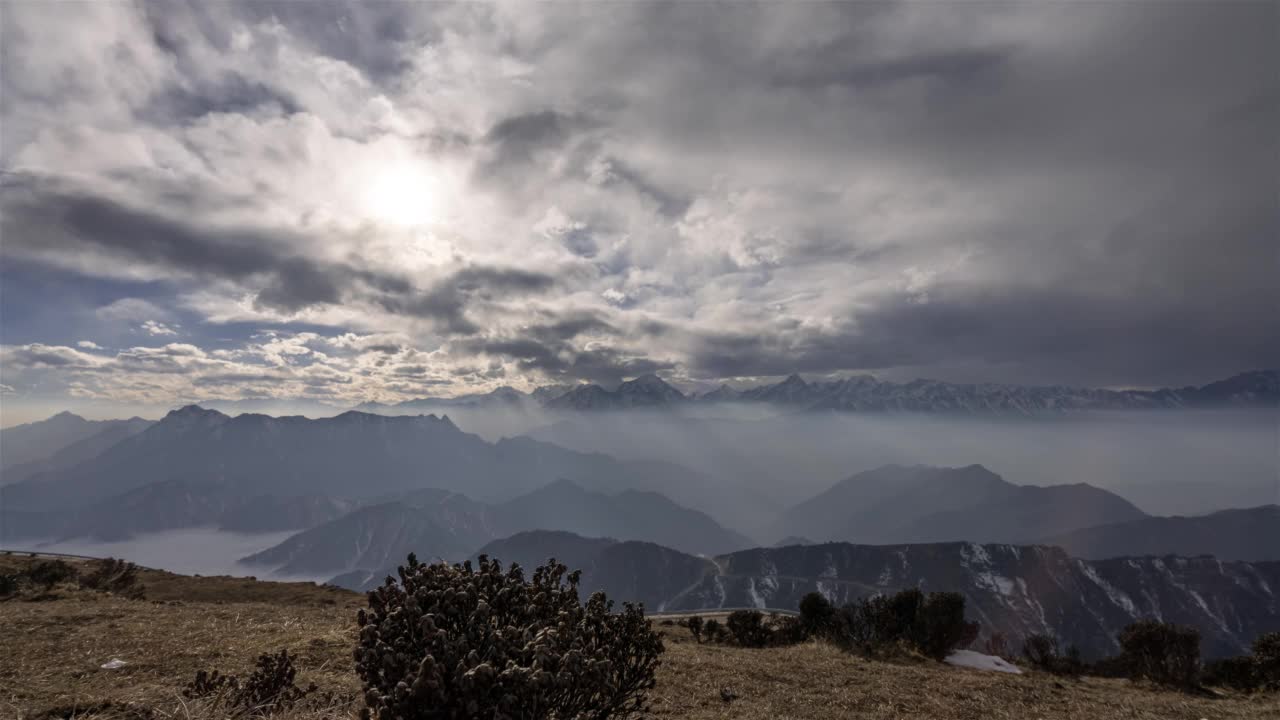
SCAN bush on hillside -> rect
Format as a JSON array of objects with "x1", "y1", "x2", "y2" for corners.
[
  {"x1": 826, "y1": 588, "x2": 979, "y2": 660},
  {"x1": 686, "y1": 615, "x2": 705, "y2": 643},
  {"x1": 1203, "y1": 632, "x2": 1280, "y2": 693},
  {"x1": 1022, "y1": 634, "x2": 1083, "y2": 677},
  {"x1": 1203, "y1": 656, "x2": 1261, "y2": 692},
  {"x1": 1117, "y1": 621, "x2": 1201, "y2": 689},
  {"x1": 354, "y1": 554, "x2": 663, "y2": 720},
  {"x1": 1255, "y1": 632, "x2": 1280, "y2": 691},
  {"x1": 702, "y1": 618, "x2": 727, "y2": 643},
  {"x1": 24, "y1": 559, "x2": 78, "y2": 590},
  {"x1": 81, "y1": 558, "x2": 145, "y2": 599},
  {"x1": 725, "y1": 610, "x2": 772, "y2": 648},
  {"x1": 0, "y1": 574, "x2": 18, "y2": 598},
  {"x1": 983, "y1": 632, "x2": 1009, "y2": 659},
  {"x1": 184, "y1": 649, "x2": 318, "y2": 716},
  {"x1": 768, "y1": 614, "x2": 807, "y2": 647},
  {"x1": 798, "y1": 592, "x2": 833, "y2": 637}
]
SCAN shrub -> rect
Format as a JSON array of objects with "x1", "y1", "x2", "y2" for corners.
[
  {"x1": 768, "y1": 615, "x2": 807, "y2": 647},
  {"x1": 24, "y1": 559, "x2": 77, "y2": 589},
  {"x1": 0, "y1": 574, "x2": 18, "y2": 598},
  {"x1": 1203, "y1": 656, "x2": 1260, "y2": 692},
  {"x1": 914, "y1": 592, "x2": 979, "y2": 660},
  {"x1": 798, "y1": 592, "x2": 833, "y2": 637},
  {"x1": 825, "y1": 589, "x2": 978, "y2": 660},
  {"x1": 81, "y1": 558, "x2": 145, "y2": 599},
  {"x1": 1022, "y1": 634, "x2": 1059, "y2": 670},
  {"x1": 983, "y1": 632, "x2": 1008, "y2": 658},
  {"x1": 354, "y1": 554, "x2": 663, "y2": 720},
  {"x1": 726, "y1": 610, "x2": 771, "y2": 648},
  {"x1": 703, "y1": 619, "x2": 726, "y2": 643},
  {"x1": 686, "y1": 615, "x2": 704, "y2": 643},
  {"x1": 184, "y1": 649, "x2": 318, "y2": 716},
  {"x1": 1117, "y1": 621, "x2": 1201, "y2": 689},
  {"x1": 1255, "y1": 632, "x2": 1280, "y2": 690}
]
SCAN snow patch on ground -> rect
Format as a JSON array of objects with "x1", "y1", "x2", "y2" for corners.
[{"x1": 945, "y1": 650, "x2": 1023, "y2": 674}]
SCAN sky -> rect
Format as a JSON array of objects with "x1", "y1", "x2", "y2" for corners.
[{"x1": 1, "y1": 1, "x2": 1276, "y2": 423}]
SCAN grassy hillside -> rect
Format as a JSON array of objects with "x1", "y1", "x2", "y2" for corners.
[{"x1": 2, "y1": 554, "x2": 1277, "y2": 719}]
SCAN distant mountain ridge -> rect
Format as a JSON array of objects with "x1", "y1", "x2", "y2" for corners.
[
  {"x1": 0, "y1": 412, "x2": 152, "y2": 481},
  {"x1": 539, "y1": 370, "x2": 1279, "y2": 414},
  {"x1": 241, "y1": 480, "x2": 750, "y2": 578},
  {"x1": 1040, "y1": 505, "x2": 1280, "y2": 562},
  {"x1": 770, "y1": 464, "x2": 1148, "y2": 545},
  {"x1": 0, "y1": 405, "x2": 723, "y2": 524}
]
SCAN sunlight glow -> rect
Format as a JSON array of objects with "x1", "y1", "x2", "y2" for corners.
[{"x1": 362, "y1": 164, "x2": 437, "y2": 227}]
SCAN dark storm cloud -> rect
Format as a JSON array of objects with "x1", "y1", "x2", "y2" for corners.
[
  {"x1": 688, "y1": 283, "x2": 1280, "y2": 388},
  {"x1": 142, "y1": 72, "x2": 301, "y2": 123},
  {"x1": 769, "y1": 45, "x2": 1010, "y2": 90}
]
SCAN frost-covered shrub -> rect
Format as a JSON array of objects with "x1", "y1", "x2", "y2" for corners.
[{"x1": 354, "y1": 554, "x2": 663, "y2": 720}]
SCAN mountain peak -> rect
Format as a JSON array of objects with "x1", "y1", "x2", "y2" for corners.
[{"x1": 163, "y1": 405, "x2": 228, "y2": 421}]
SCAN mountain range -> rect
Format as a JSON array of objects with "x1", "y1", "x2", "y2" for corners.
[
  {"x1": 396, "y1": 530, "x2": 1279, "y2": 661},
  {"x1": 0, "y1": 412, "x2": 152, "y2": 485},
  {"x1": 350, "y1": 369, "x2": 1278, "y2": 416},
  {"x1": 0, "y1": 405, "x2": 728, "y2": 536}
]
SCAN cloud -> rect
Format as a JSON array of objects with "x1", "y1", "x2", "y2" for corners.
[
  {"x1": 76, "y1": 340, "x2": 103, "y2": 350},
  {"x1": 0, "y1": 0, "x2": 1275, "y2": 411},
  {"x1": 141, "y1": 320, "x2": 178, "y2": 337}
]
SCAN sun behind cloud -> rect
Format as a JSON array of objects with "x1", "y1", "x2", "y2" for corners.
[{"x1": 361, "y1": 162, "x2": 438, "y2": 228}]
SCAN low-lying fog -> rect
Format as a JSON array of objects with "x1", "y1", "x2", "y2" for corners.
[
  {"x1": 515, "y1": 408, "x2": 1277, "y2": 519},
  {"x1": 6, "y1": 528, "x2": 325, "y2": 582},
  {"x1": 207, "y1": 402, "x2": 1276, "y2": 519}
]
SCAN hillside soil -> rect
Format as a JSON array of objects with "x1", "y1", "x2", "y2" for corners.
[{"x1": 2, "y1": 554, "x2": 1278, "y2": 719}]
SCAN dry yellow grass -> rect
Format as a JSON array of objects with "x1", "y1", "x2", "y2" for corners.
[{"x1": 2, "y1": 555, "x2": 1277, "y2": 719}]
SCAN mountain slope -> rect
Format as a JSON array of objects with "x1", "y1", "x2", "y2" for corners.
[
  {"x1": 474, "y1": 531, "x2": 716, "y2": 611},
  {"x1": 0, "y1": 412, "x2": 152, "y2": 479},
  {"x1": 668, "y1": 542, "x2": 1280, "y2": 659},
  {"x1": 242, "y1": 490, "x2": 499, "y2": 576},
  {"x1": 1040, "y1": 505, "x2": 1280, "y2": 561},
  {"x1": 771, "y1": 464, "x2": 1147, "y2": 545},
  {"x1": 484, "y1": 532, "x2": 1279, "y2": 660},
  {"x1": 242, "y1": 481, "x2": 749, "y2": 578},
  {"x1": 0, "y1": 406, "x2": 721, "y2": 520},
  {"x1": 492, "y1": 479, "x2": 752, "y2": 556},
  {"x1": 0, "y1": 417, "x2": 153, "y2": 485}
]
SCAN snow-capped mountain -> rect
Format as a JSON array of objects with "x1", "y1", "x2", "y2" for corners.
[
  {"x1": 344, "y1": 370, "x2": 1276, "y2": 416},
  {"x1": 545, "y1": 374, "x2": 687, "y2": 410},
  {"x1": 353, "y1": 385, "x2": 536, "y2": 414}
]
